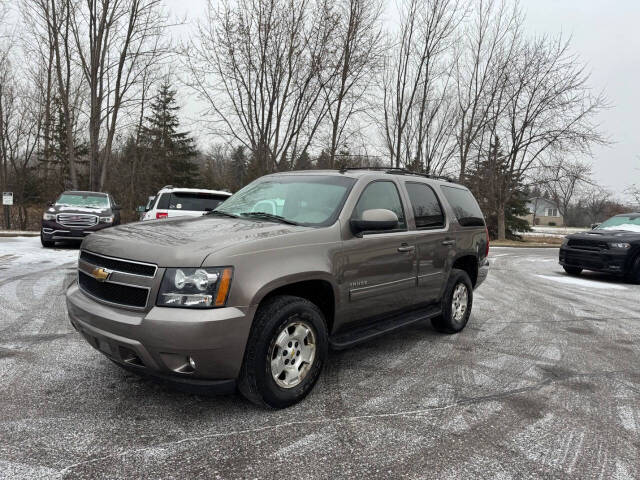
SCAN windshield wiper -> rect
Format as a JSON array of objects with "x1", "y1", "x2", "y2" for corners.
[
  {"x1": 205, "y1": 210, "x2": 239, "y2": 218},
  {"x1": 238, "y1": 212, "x2": 300, "y2": 226}
]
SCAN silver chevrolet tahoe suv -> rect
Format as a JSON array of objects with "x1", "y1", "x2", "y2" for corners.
[{"x1": 66, "y1": 169, "x2": 490, "y2": 408}]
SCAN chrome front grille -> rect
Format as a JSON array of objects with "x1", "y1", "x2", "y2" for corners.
[
  {"x1": 57, "y1": 213, "x2": 98, "y2": 227},
  {"x1": 78, "y1": 250, "x2": 158, "y2": 309}
]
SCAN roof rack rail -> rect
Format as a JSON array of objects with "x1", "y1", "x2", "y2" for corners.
[
  {"x1": 160, "y1": 185, "x2": 174, "y2": 190},
  {"x1": 337, "y1": 166, "x2": 456, "y2": 183}
]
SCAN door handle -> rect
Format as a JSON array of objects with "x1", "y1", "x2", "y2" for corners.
[
  {"x1": 397, "y1": 244, "x2": 415, "y2": 253},
  {"x1": 441, "y1": 240, "x2": 456, "y2": 246}
]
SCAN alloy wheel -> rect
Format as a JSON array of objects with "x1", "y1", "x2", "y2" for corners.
[{"x1": 269, "y1": 320, "x2": 316, "y2": 389}]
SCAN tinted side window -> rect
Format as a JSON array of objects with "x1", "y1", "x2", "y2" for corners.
[
  {"x1": 156, "y1": 193, "x2": 170, "y2": 209},
  {"x1": 440, "y1": 186, "x2": 485, "y2": 227},
  {"x1": 353, "y1": 181, "x2": 406, "y2": 230},
  {"x1": 405, "y1": 182, "x2": 445, "y2": 229},
  {"x1": 168, "y1": 193, "x2": 227, "y2": 211}
]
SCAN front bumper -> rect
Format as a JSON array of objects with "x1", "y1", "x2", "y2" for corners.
[
  {"x1": 66, "y1": 283, "x2": 255, "y2": 389},
  {"x1": 559, "y1": 246, "x2": 629, "y2": 274},
  {"x1": 42, "y1": 220, "x2": 112, "y2": 241}
]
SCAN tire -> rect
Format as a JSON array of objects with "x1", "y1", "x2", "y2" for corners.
[
  {"x1": 431, "y1": 269, "x2": 473, "y2": 334},
  {"x1": 563, "y1": 266, "x2": 582, "y2": 276},
  {"x1": 626, "y1": 257, "x2": 640, "y2": 285},
  {"x1": 238, "y1": 295, "x2": 328, "y2": 409},
  {"x1": 41, "y1": 234, "x2": 54, "y2": 248}
]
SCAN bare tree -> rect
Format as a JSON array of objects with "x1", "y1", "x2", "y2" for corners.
[
  {"x1": 627, "y1": 185, "x2": 640, "y2": 208},
  {"x1": 381, "y1": 0, "x2": 464, "y2": 172},
  {"x1": 455, "y1": 0, "x2": 521, "y2": 181},
  {"x1": 540, "y1": 157, "x2": 593, "y2": 221},
  {"x1": 582, "y1": 186, "x2": 612, "y2": 225},
  {"x1": 488, "y1": 35, "x2": 606, "y2": 239},
  {"x1": 185, "y1": 0, "x2": 339, "y2": 176},
  {"x1": 323, "y1": 0, "x2": 384, "y2": 167},
  {"x1": 71, "y1": 0, "x2": 169, "y2": 190},
  {"x1": 22, "y1": 0, "x2": 83, "y2": 189},
  {"x1": 0, "y1": 59, "x2": 45, "y2": 228},
  {"x1": 0, "y1": 2, "x2": 17, "y2": 199},
  {"x1": 626, "y1": 159, "x2": 640, "y2": 207}
]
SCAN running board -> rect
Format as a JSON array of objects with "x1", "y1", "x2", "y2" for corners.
[{"x1": 329, "y1": 305, "x2": 441, "y2": 350}]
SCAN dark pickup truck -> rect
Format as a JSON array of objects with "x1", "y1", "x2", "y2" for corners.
[{"x1": 560, "y1": 213, "x2": 640, "y2": 283}]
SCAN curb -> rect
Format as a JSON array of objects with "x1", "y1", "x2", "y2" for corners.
[
  {"x1": 0, "y1": 232, "x2": 40, "y2": 237},
  {"x1": 491, "y1": 244, "x2": 560, "y2": 249}
]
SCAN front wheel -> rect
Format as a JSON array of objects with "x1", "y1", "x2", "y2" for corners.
[
  {"x1": 431, "y1": 269, "x2": 473, "y2": 334},
  {"x1": 626, "y1": 257, "x2": 640, "y2": 285},
  {"x1": 238, "y1": 295, "x2": 328, "y2": 409},
  {"x1": 563, "y1": 266, "x2": 582, "y2": 276},
  {"x1": 41, "y1": 234, "x2": 54, "y2": 248}
]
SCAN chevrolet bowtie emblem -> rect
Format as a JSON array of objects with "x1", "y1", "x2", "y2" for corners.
[{"x1": 91, "y1": 267, "x2": 112, "y2": 282}]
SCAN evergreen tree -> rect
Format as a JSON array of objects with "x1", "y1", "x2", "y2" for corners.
[
  {"x1": 139, "y1": 82, "x2": 199, "y2": 188},
  {"x1": 464, "y1": 136, "x2": 531, "y2": 239},
  {"x1": 230, "y1": 146, "x2": 248, "y2": 190}
]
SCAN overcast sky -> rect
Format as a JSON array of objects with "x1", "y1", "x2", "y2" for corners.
[{"x1": 164, "y1": 0, "x2": 639, "y2": 197}]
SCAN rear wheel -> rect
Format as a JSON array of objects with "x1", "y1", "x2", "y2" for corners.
[
  {"x1": 563, "y1": 266, "x2": 582, "y2": 276},
  {"x1": 431, "y1": 269, "x2": 473, "y2": 334},
  {"x1": 238, "y1": 295, "x2": 328, "y2": 409}
]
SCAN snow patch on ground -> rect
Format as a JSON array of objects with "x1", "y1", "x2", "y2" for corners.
[
  {"x1": 0, "y1": 237, "x2": 78, "y2": 282},
  {"x1": 536, "y1": 274, "x2": 627, "y2": 290}
]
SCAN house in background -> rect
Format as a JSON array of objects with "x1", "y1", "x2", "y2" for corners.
[{"x1": 521, "y1": 197, "x2": 564, "y2": 226}]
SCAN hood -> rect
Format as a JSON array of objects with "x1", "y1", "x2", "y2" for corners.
[
  {"x1": 568, "y1": 230, "x2": 640, "y2": 242},
  {"x1": 81, "y1": 215, "x2": 310, "y2": 266},
  {"x1": 47, "y1": 204, "x2": 112, "y2": 215}
]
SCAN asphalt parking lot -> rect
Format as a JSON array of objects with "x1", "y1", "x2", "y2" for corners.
[{"x1": 1, "y1": 238, "x2": 639, "y2": 479}]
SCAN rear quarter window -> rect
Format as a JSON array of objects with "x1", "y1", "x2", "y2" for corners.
[
  {"x1": 168, "y1": 192, "x2": 228, "y2": 211},
  {"x1": 440, "y1": 185, "x2": 485, "y2": 227},
  {"x1": 156, "y1": 193, "x2": 170, "y2": 210}
]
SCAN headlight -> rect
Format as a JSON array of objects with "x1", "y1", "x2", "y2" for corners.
[
  {"x1": 157, "y1": 267, "x2": 233, "y2": 308},
  {"x1": 561, "y1": 237, "x2": 569, "y2": 246},
  {"x1": 100, "y1": 215, "x2": 114, "y2": 223},
  {"x1": 43, "y1": 213, "x2": 56, "y2": 221},
  {"x1": 609, "y1": 242, "x2": 631, "y2": 249}
]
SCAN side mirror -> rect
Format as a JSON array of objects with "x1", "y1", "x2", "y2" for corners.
[
  {"x1": 591, "y1": 223, "x2": 600, "y2": 230},
  {"x1": 113, "y1": 205, "x2": 122, "y2": 211},
  {"x1": 47, "y1": 202, "x2": 53, "y2": 207},
  {"x1": 350, "y1": 209, "x2": 398, "y2": 236}
]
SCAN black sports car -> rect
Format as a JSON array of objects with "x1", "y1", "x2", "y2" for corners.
[{"x1": 559, "y1": 213, "x2": 640, "y2": 283}]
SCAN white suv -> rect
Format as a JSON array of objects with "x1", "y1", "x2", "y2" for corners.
[{"x1": 141, "y1": 186, "x2": 232, "y2": 221}]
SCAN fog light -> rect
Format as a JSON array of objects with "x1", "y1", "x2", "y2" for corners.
[{"x1": 189, "y1": 356, "x2": 196, "y2": 370}]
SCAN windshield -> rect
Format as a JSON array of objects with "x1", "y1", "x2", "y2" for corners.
[
  {"x1": 57, "y1": 193, "x2": 109, "y2": 209},
  {"x1": 214, "y1": 175, "x2": 355, "y2": 227},
  {"x1": 596, "y1": 214, "x2": 640, "y2": 233}
]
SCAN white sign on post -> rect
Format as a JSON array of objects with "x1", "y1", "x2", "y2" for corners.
[{"x1": 2, "y1": 192, "x2": 13, "y2": 205}]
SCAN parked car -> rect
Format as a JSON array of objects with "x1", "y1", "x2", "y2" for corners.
[
  {"x1": 41, "y1": 191, "x2": 121, "y2": 247},
  {"x1": 560, "y1": 213, "x2": 640, "y2": 283},
  {"x1": 66, "y1": 169, "x2": 490, "y2": 408},
  {"x1": 140, "y1": 186, "x2": 232, "y2": 220}
]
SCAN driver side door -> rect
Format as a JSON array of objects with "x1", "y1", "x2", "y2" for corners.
[{"x1": 340, "y1": 180, "x2": 418, "y2": 326}]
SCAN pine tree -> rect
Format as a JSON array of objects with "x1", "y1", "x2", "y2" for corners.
[
  {"x1": 139, "y1": 82, "x2": 199, "y2": 188},
  {"x1": 464, "y1": 136, "x2": 530, "y2": 239}
]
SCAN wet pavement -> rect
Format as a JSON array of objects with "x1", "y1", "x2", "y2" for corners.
[{"x1": 1, "y1": 239, "x2": 638, "y2": 479}]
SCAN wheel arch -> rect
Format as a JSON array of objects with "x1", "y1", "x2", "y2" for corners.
[
  {"x1": 252, "y1": 274, "x2": 338, "y2": 334},
  {"x1": 451, "y1": 254, "x2": 479, "y2": 287}
]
